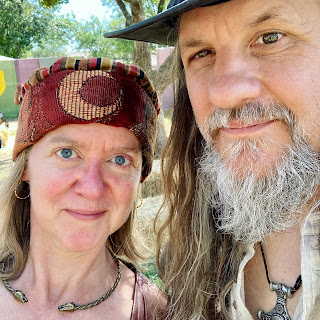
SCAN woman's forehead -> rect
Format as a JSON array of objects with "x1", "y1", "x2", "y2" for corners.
[{"x1": 36, "y1": 123, "x2": 142, "y2": 152}]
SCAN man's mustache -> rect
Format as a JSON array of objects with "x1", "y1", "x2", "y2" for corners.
[{"x1": 204, "y1": 102, "x2": 295, "y2": 136}]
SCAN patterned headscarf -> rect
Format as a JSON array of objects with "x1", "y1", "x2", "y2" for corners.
[{"x1": 13, "y1": 57, "x2": 160, "y2": 181}]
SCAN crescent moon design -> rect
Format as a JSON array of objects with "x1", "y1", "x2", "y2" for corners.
[{"x1": 58, "y1": 70, "x2": 123, "y2": 120}]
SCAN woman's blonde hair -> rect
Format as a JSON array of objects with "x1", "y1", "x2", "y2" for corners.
[
  {"x1": 155, "y1": 45, "x2": 245, "y2": 319},
  {"x1": 0, "y1": 147, "x2": 144, "y2": 279},
  {"x1": 0, "y1": 148, "x2": 30, "y2": 278}
]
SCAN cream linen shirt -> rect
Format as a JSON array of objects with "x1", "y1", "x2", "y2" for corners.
[{"x1": 229, "y1": 211, "x2": 320, "y2": 320}]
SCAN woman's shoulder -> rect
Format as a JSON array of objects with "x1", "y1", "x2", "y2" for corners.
[{"x1": 131, "y1": 271, "x2": 168, "y2": 320}]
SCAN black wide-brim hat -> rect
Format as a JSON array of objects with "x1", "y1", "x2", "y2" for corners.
[{"x1": 103, "y1": 0, "x2": 230, "y2": 46}]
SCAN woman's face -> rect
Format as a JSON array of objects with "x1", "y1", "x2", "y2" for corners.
[{"x1": 23, "y1": 123, "x2": 142, "y2": 252}]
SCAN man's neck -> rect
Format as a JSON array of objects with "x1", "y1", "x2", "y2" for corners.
[{"x1": 244, "y1": 223, "x2": 302, "y2": 318}]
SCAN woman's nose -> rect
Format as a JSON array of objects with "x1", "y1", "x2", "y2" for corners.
[{"x1": 74, "y1": 162, "x2": 106, "y2": 199}]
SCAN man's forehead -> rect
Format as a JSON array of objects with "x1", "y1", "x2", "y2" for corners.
[
  {"x1": 179, "y1": 0, "x2": 306, "y2": 43},
  {"x1": 180, "y1": 0, "x2": 302, "y2": 27}
]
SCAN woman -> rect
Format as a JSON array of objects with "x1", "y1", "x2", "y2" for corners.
[{"x1": 0, "y1": 57, "x2": 165, "y2": 319}]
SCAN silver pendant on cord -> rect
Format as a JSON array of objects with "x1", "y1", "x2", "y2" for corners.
[{"x1": 257, "y1": 282, "x2": 292, "y2": 320}]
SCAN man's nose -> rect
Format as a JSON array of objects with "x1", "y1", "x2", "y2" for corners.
[
  {"x1": 74, "y1": 162, "x2": 106, "y2": 199},
  {"x1": 208, "y1": 49, "x2": 261, "y2": 108}
]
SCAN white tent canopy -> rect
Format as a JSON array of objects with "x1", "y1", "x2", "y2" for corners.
[{"x1": 0, "y1": 55, "x2": 14, "y2": 61}]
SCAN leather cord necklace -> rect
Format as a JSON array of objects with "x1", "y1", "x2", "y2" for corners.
[
  {"x1": 1, "y1": 258, "x2": 121, "y2": 312},
  {"x1": 257, "y1": 242, "x2": 302, "y2": 320}
]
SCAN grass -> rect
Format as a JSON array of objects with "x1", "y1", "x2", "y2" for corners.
[{"x1": 142, "y1": 260, "x2": 162, "y2": 287}]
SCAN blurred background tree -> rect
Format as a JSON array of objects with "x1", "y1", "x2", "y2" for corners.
[
  {"x1": 38, "y1": 0, "x2": 68, "y2": 6},
  {"x1": 0, "y1": 0, "x2": 53, "y2": 58}
]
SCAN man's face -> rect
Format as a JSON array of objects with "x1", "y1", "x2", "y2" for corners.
[{"x1": 179, "y1": 0, "x2": 320, "y2": 174}]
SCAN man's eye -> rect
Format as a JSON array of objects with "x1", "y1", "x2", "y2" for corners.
[
  {"x1": 256, "y1": 32, "x2": 283, "y2": 44},
  {"x1": 194, "y1": 50, "x2": 212, "y2": 59},
  {"x1": 57, "y1": 148, "x2": 77, "y2": 159},
  {"x1": 111, "y1": 155, "x2": 131, "y2": 166}
]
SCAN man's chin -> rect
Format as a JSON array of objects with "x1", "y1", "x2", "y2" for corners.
[
  {"x1": 216, "y1": 135, "x2": 291, "y2": 176},
  {"x1": 221, "y1": 154, "x2": 282, "y2": 179},
  {"x1": 201, "y1": 137, "x2": 320, "y2": 244}
]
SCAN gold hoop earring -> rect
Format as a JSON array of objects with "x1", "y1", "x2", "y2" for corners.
[
  {"x1": 14, "y1": 181, "x2": 30, "y2": 200},
  {"x1": 135, "y1": 194, "x2": 143, "y2": 209}
]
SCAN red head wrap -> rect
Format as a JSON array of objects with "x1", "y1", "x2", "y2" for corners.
[{"x1": 13, "y1": 57, "x2": 160, "y2": 181}]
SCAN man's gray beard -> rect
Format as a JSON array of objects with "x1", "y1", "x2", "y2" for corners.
[{"x1": 198, "y1": 103, "x2": 320, "y2": 243}]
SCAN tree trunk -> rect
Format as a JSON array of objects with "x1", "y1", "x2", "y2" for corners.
[
  {"x1": 133, "y1": 41, "x2": 152, "y2": 73},
  {"x1": 122, "y1": 0, "x2": 173, "y2": 159}
]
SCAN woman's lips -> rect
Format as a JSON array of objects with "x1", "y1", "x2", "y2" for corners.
[
  {"x1": 65, "y1": 210, "x2": 106, "y2": 221},
  {"x1": 220, "y1": 119, "x2": 277, "y2": 135}
]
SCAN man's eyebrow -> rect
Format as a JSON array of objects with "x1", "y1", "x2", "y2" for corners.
[
  {"x1": 179, "y1": 39, "x2": 208, "y2": 54},
  {"x1": 246, "y1": 6, "x2": 297, "y2": 28}
]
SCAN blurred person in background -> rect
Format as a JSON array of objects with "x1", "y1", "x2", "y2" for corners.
[{"x1": 0, "y1": 111, "x2": 9, "y2": 149}]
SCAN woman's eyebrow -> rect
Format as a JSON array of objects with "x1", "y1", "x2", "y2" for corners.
[
  {"x1": 110, "y1": 146, "x2": 141, "y2": 154},
  {"x1": 48, "y1": 136, "x2": 85, "y2": 148},
  {"x1": 49, "y1": 136, "x2": 141, "y2": 153}
]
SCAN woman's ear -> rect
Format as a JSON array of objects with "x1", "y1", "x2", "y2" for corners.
[{"x1": 21, "y1": 164, "x2": 29, "y2": 182}]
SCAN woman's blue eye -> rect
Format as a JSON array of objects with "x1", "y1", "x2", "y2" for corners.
[
  {"x1": 58, "y1": 148, "x2": 75, "y2": 159},
  {"x1": 112, "y1": 155, "x2": 130, "y2": 166}
]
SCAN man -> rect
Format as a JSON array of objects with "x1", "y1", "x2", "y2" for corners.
[{"x1": 105, "y1": 0, "x2": 320, "y2": 319}]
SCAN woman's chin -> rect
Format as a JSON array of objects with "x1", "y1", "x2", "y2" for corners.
[{"x1": 59, "y1": 232, "x2": 106, "y2": 253}]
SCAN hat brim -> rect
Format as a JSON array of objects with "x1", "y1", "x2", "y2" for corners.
[{"x1": 103, "y1": 0, "x2": 230, "y2": 45}]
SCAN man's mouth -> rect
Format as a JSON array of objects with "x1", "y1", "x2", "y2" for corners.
[{"x1": 220, "y1": 119, "x2": 277, "y2": 135}]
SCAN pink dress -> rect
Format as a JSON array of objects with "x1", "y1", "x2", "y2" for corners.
[{"x1": 130, "y1": 271, "x2": 167, "y2": 320}]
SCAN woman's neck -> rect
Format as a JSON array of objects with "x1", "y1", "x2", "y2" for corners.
[{"x1": 11, "y1": 236, "x2": 117, "y2": 307}]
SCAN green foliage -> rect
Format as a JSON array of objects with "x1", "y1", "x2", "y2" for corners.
[
  {"x1": 75, "y1": 16, "x2": 134, "y2": 63},
  {"x1": 38, "y1": 0, "x2": 68, "y2": 8},
  {"x1": 27, "y1": 12, "x2": 79, "y2": 57},
  {"x1": 142, "y1": 260, "x2": 162, "y2": 287},
  {"x1": 100, "y1": 0, "x2": 170, "y2": 55},
  {"x1": 101, "y1": 0, "x2": 167, "y2": 22},
  {"x1": 0, "y1": 0, "x2": 165, "y2": 60},
  {"x1": 0, "y1": 0, "x2": 53, "y2": 58}
]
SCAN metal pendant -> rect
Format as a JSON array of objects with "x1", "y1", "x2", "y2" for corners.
[
  {"x1": 257, "y1": 282, "x2": 292, "y2": 320},
  {"x1": 58, "y1": 302, "x2": 76, "y2": 312}
]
